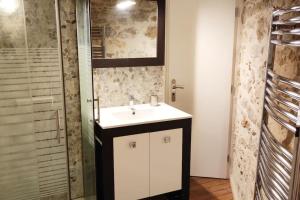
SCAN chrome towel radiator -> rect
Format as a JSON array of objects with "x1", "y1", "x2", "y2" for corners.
[
  {"x1": 91, "y1": 26, "x2": 106, "y2": 59},
  {"x1": 254, "y1": 6, "x2": 300, "y2": 200}
]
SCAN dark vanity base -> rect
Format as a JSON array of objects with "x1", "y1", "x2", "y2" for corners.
[
  {"x1": 94, "y1": 119, "x2": 192, "y2": 200},
  {"x1": 142, "y1": 190, "x2": 186, "y2": 200}
]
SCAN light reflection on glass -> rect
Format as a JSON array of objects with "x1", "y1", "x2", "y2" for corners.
[{"x1": 0, "y1": 0, "x2": 19, "y2": 15}]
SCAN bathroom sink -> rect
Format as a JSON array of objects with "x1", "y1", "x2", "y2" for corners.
[
  {"x1": 112, "y1": 108, "x2": 155, "y2": 121},
  {"x1": 99, "y1": 103, "x2": 191, "y2": 129}
]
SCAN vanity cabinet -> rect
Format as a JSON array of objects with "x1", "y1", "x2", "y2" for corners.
[
  {"x1": 113, "y1": 129, "x2": 183, "y2": 200},
  {"x1": 95, "y1": 119, "x2": 191, "y2": 200}
]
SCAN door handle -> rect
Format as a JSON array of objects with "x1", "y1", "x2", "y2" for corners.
[
  {"x1": 171, "y1": 79, "x2": 184, "y2": 102},
  {"x1": 94, "y1": 97, "x2": 100, "y2": 122},
  {"x1": 55, "y1": 109, "x2": 61, "y2": 144},
  {"x1": 172, "y1": 85, "x2": 184, "y2": 89}
]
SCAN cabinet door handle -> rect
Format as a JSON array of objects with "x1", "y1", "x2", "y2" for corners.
[
  {"x1": 163, "y1": 136, "x2": 171, "y2": 144},
  {"x1": 129, "y1": 141, "x2": 136, "y2": 149}
]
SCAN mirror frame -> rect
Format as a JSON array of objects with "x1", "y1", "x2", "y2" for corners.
[{"x1": 90, "y1": 0, "x2": 165, "y2": 68}]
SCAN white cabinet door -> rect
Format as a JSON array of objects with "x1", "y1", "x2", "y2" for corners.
[
  {"x1": 113, "y1": 133, "x2": 150, "y2": 200},
  {"x1": 150, "y1": 129, "x2": 183, "y2": 196}
]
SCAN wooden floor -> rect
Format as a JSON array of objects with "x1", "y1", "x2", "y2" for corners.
[{"x1": 190, "y1": 177, "x2": 233, "y2": 200}]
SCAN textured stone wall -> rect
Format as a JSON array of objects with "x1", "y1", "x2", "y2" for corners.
[
  {"x1": 93, "y1": 66, "x2": 165, "y2": 107},
  {"x1": 59, "y1": 0, "x2": 84, "y2": 198},
  {"x1": 230, "y1": 0, "x2": 300, "y2": 199}
]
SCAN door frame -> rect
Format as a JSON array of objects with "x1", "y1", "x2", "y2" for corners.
[{"x1": 164, "y1": 0, "x2": 239, "y2": 178}]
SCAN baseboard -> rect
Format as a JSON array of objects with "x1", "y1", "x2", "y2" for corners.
[{"x1": 230, "y1": 175, "x2": 239, "y2": 200}]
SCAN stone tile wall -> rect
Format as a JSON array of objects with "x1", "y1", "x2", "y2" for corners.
[
  {"x1": 93, "y1": 66, "x2": 165, "y2": 107},
  {"x1": 59, "y1": 0, "x2": 84, "y2": 198},
  {"x1": 230, "y1": 0, "x2": 300, "y2": 199}
]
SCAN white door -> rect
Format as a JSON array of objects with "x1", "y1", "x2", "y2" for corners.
[
  {"x1": 150, "y1": 129, "x2": 183, "y2": 196},
  {"x1": 167, "y1": 0, "x2": 236, "y2": 178},
  {"x1": 113, "y1": 133, "x2": 150, "y2": 200}
]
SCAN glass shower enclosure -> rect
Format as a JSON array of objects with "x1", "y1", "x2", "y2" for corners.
[
  {"x1": 0, "y1": 0, "x2": 70, "y2": 199},
  {"x1": 76, "y1": 0, "x2": 96, "y2": 199}
]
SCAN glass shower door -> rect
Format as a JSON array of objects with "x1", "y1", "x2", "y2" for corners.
[
  {"x1": 76, "y1": 0, "x2": 96, "y2": 199},
  {"x1": 0, "y1": 0, "x2": 70, "y2": 199}
]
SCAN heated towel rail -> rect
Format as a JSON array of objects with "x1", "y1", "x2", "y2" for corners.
[
  {"x1": 254, "y1": 6, "x2": 300, "y2": 200},
  {"x1": 91, "y1": 26, "x2": 106, "y2": 59}
]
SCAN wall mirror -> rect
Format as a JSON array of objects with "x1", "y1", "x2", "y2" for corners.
[{"x1": 90, "y1": 0, "x2": 165, "y2": 68}]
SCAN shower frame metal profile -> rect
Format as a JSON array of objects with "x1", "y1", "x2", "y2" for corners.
[{"x1": 254, "y1": 6, "x2": 300, "y2": 200}]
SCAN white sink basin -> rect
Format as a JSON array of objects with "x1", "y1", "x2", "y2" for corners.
[
  {"x1": 98, "y1": 103, "x2": 192, "y2": 129},
  {"x1": 112, "y1": 108, "x2": 155, "y2": 121}
]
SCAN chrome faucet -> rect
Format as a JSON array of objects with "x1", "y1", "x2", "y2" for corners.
[{"x1": 129, "y1": 96, "x2": 136, "y2": 115}]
